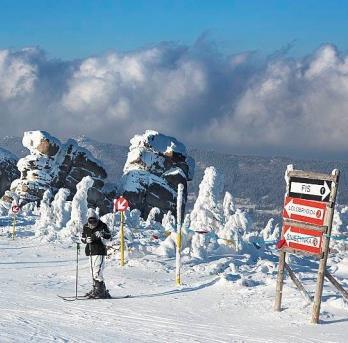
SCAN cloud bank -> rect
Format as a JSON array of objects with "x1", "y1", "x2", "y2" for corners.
[{"x1": 1, "y1": 39, "x2": 348, "y2": 159}]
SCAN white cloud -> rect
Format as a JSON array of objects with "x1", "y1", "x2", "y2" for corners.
[
  {"x1": 0, "y1": 42, "x2": 348, "y2": 158},
  {"x1": 0, "y1": 49, "x2": 37, "y2": 100}
]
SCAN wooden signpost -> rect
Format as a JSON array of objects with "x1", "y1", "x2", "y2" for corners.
[{"x1": 274, "y1": 167, "x2": 344, "y2": 324}]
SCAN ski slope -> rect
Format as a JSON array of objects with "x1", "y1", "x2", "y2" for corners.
[{"x1": 1, "y1": 220, "x2": 348, "y2": 343}]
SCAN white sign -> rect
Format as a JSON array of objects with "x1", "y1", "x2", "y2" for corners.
[
  {"x1": 290, "y1": 181, "x2": 331, "y2": 201},
  {"x1": 284, "y1": 229, "x2": 320, "y2": 248},
  {"x1": 284, "y1": 199, "x2": 324, "y2": 221}
]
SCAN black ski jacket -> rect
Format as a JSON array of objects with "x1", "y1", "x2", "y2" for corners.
[{"x1": 81, "y1": 220, "x2": 112, "y2": 256}]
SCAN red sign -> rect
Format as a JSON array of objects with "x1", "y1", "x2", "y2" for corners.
[
  {"x1": 114, "y1": 197, "x2": 129, "y2": 212},
  {"x1": 281, "y1": 224, "x2": 324, "y2": 255},
  {"x1": 11, "y1": 205, "x2": 20, "y2": 214},
  {"x1": 283, "y1": 196, "x2": 327, "y2": 226}
]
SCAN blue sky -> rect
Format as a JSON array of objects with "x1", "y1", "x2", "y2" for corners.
[
  {"x1": 1, "y1": 0, "x2": 348, "y2": 59},
  {"x1": 1, "y1": 1, "x2": 348, "y2": 159}
]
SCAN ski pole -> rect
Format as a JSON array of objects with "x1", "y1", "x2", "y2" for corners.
[
  {"x1": 12, "y1": 214, "x2": 16, "y2": 240},
  {"x1": 75, "y1": 242, "x2": 80, "y2": 299},
  {"x1": 89, "y1": 242, "x2": 94, "y2": 286}
]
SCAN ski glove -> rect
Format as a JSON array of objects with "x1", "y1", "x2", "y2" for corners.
[
  {"x1": 86, "y1": 237, "x2": 93, "y2": 244},
  {"x1": 94, "y1": 231, "x2": 102, "y2": 238}
]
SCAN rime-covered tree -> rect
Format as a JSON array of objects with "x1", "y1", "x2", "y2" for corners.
[
  {"x1": 34, "y1": 189, "x2": 54, "y2": 238},
  {"x1": 223, "y1": 191, "x2": 236, "y2": 219},
  {"x1": 62, "y1": 176, "x2": 94, "y2": 237},
  {"x1": 51, "y1": 188, "x2": 70, "y2": 228},
  {"x1": 190, "y1": 166, "x2": 224, "y2": 232}
]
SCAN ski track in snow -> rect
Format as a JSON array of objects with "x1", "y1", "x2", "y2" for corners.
[{"x1": 1, "y1": 233, "x2": 348, "y2": 342}]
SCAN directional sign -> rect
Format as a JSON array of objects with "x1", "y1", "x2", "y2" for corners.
[
  {"x1": 283, "y1": 197, "x2": 327, "y2": 226},
  {"x1": 289, "y1": 176, "x2": 333, "y2": 202},
  {"x1": 11, "y1": 205, "x2": 20, "y2": 214},
  {"x1": 281, "y1": 224, "x2": 323, "y2": 255},
  {"x1": 114, "y1": 197, "x2": 129, "y2": 212}
]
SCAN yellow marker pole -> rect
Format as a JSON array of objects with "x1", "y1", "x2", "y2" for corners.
[
  {"x1": 175, "y1": 184, "x2": 184, "y2": 286},
  {"x1": 12, "y1": 214, "x2": 16, "y2": 240},
  {"x1": 120, "y1": 211, "x2": 125, "y2": 266},
  {"x1": 176, "y1": 228, "x2": 182, "y2": 285}
]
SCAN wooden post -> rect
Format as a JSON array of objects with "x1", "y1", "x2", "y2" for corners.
[
  {"x1": 274, "y1": 250, "x2": 286, "y2": 311},
  {"x1": 325, "y1": 271, "x2": 348, "y2": 300},
  {"x1": 311, "y1": 169, "x2": 340, "y2": 324},
  {"x1": 120, "y1": 211, "x2": 125, "y2": 267},
  {"x1": 274, "y1": 166, "x2": 291, "y2": 311},
  {"x1": 285, "y1": 263, "x2": 313, "y2": 303}
]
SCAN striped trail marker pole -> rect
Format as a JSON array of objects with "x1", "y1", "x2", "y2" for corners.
[{"x1": 176, "y1": 184, "x2": 184, "y2": 286}]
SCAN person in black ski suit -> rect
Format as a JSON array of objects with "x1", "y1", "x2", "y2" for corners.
[{"x1": 81, "y1": 208, "x2": 112, "y2": 299}]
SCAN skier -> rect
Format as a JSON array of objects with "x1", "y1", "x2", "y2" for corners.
[{"x1": 81, "y1": 208, "x2": 112, "y2": 299}]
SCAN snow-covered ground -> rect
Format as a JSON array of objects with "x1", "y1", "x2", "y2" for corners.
[{"x1": 1, "y1": 216, "x2": 348, "y2": 343}]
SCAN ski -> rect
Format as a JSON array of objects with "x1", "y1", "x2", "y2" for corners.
[
  {"x1": 58, "y1": 294, "x2": 132, "y2": 301},
  {"x1": 57, "y1": 295, "x2": 88, "y2": 301},
  {"x1": 76, "y1": 295, "x2": 132, "y2": 300}
]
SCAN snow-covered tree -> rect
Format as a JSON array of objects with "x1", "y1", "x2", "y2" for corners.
[
  {"x1": 181, "y1": 214, "x2": 194, "y2": 250},
  {"x1": 161, "y1": 210, "x2": 176, "y2": 233},
  {"x1": 37, "y1": 189, "x2": 53, "y2": 225},
  {"x1": 270, "y1": 223, "x2": 281, "y2": 242},
  {"x1": 261, "y1": 218, "x2": 275, "y2": 241},
  {"x1": 218, "y1": 208, "x2": 252, "y2": 253},
  {"x1": 34, "y1": 189, "x2": 54, "y2": 238},
  {"x1": 157, "y1": 212, "x2": 194, "y2": 257},
  {"x1": 190, "y1": 166, "x2": 224, "y2": 232},
  {"x1": 333, "y1": 206, "x2": 348, "y2": 235},
  {"x1": 156, "y1": 232, "x2": 177, "y2": 257},
  {"x1": 146, "y1": 207, "x2": 161, "y2": 228},
  {"x1": 223, "y1": 191, "x2": 236, "y2": 219},
  {"x1": 127, "y1": 209, "x2": 142, "y2": 229},
  {"x1": 191, "y1": 231, "x2": 219, "y2": 259},
  {"x1": 157, "y1": 211, "x2": 177, "y2": 257},
  {"x1": 62, "y1": 176, "x2": 94, "y2": 237},
  {"x1": 189, "y1": 166, "x2": 224, "y2": 259},
  {"x1": 51, "y1": 188, "x2": 70, "y2": 228},
  {"x1": 331, "y1": 206, "x2": 348, "y2": 251}
]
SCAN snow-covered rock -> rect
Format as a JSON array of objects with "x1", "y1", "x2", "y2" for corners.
[
  {"x1": 0, "y1": 147, "x2": 19, "y2": 198},
  {"x1": 1, "y1": 131, "x2": 114, "y2": 214},
  {"x1": 120, "y1": 130, "x2": 195, "y2": 219}
]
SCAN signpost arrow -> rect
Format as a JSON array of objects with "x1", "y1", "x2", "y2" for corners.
[
  {"x1": 289, "y1": 177, "x2": 333, "y2": 202},
  {"x1": 282, "y1": 224, "x2": 323, "y2": 255},
  {"x1": 283, "y1": 197, "x2": 327, "y2": 226},
  {"x1": 11, "y1": 205, "x2": 20, "y2": 214},
  {"x1": 290, "y1": 181, "x2": 331, "y2": 201},
  {"x1": 114, "y1": 197, "x2": 129, "y2": 213}
]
